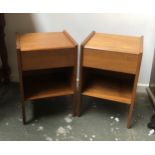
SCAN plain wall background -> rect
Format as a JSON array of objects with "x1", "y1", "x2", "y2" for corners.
[{"x1": 4, "y1": 13, "x2": 155, "y2": 85}]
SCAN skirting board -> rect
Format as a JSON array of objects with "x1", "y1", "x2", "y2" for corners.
[
  {"x1": 146, "y1": 87, "x2": 155, "y2": 106},
  {"x1": 137, "y1": 83, "x2": 148, "y2": 93}
]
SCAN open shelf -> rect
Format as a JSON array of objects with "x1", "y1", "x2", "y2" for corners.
[
  {"x1": 23, "y1": 67, "x2": 74, "y2": 100},
  {"x1": 82, "y1": 68, "x2": 135, "y2": 104}
]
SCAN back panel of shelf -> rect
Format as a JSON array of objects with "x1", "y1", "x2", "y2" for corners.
[
  {"x1": 82, "y1": 67, "x2": 135, "y2": 104},
  {"x1": 22, "y1": 67, "x2": 75, "y2": 100}
]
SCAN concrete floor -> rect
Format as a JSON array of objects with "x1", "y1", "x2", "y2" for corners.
[{"x1": 0, "y1": 82, "x2": 155, "y2": 141}]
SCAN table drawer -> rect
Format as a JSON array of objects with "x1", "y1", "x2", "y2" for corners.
[
  {"x1": 83, "y1": 49, "x2": 139, "y2": 74},
  {"x1": 21, "y1": 48, "x2": 76, "y2": 71}
]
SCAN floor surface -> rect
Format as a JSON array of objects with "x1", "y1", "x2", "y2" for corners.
[{"x1": 0, "y1": 82, "x2": 155, "y2": 141}]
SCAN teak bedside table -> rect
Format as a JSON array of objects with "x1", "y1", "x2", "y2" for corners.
[
  {"x1": 77, "y1": 31, "x2": 143, "y2": 128},
  {"x1": 16, "y1": 31, "x2": 77, "y2": 124}
]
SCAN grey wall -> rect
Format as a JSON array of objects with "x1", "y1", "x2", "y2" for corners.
[{"x1": 5, "y1": 13, "x2": 155, "y2": 85}]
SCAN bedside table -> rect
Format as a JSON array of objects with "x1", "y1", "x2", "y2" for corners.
[
  {"x1": 16, "y1": 31, "x2": 77, "y2": 124},
  {"x1": 77, "y1": 31, "x2": 143, "y2": 128}
]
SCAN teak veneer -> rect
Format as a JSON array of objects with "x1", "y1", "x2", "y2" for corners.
[
  {"x1": 16, "y1": 31, "x2": 77, "y2": 124},
  {"x1": 77, "y1": 31, "x2": 143, "y2": 128}
]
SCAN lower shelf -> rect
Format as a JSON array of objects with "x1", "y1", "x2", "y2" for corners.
[
  {"x1": 23, "y1": 68, "x2": 74, "y2": 100},
  {"x1": 82, "y1": 68, "x2": 134, "y2": 104}
]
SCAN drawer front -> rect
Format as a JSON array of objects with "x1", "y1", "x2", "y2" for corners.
[
  {"x1": 21, "y1": 48, "x2": 76, "y2": 71},
  {"x1": 83, "y1": 49, "x2": 139, "y2": 74}
]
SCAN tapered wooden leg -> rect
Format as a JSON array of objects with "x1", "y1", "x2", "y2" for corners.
[
  {"x1": 127, "y1": 104, "x2": 134, "y2": 128},
  {"x1": 22, "y1": 101, "x2": 26, "y2": 124}
]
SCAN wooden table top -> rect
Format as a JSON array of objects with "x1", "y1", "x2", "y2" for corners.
[
  {"x1": 18, "y1": 31, "x2": 76, "y2": 52},
  {"x1": 84, "y1": 32, "x2": 143, "y2": 54}
]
